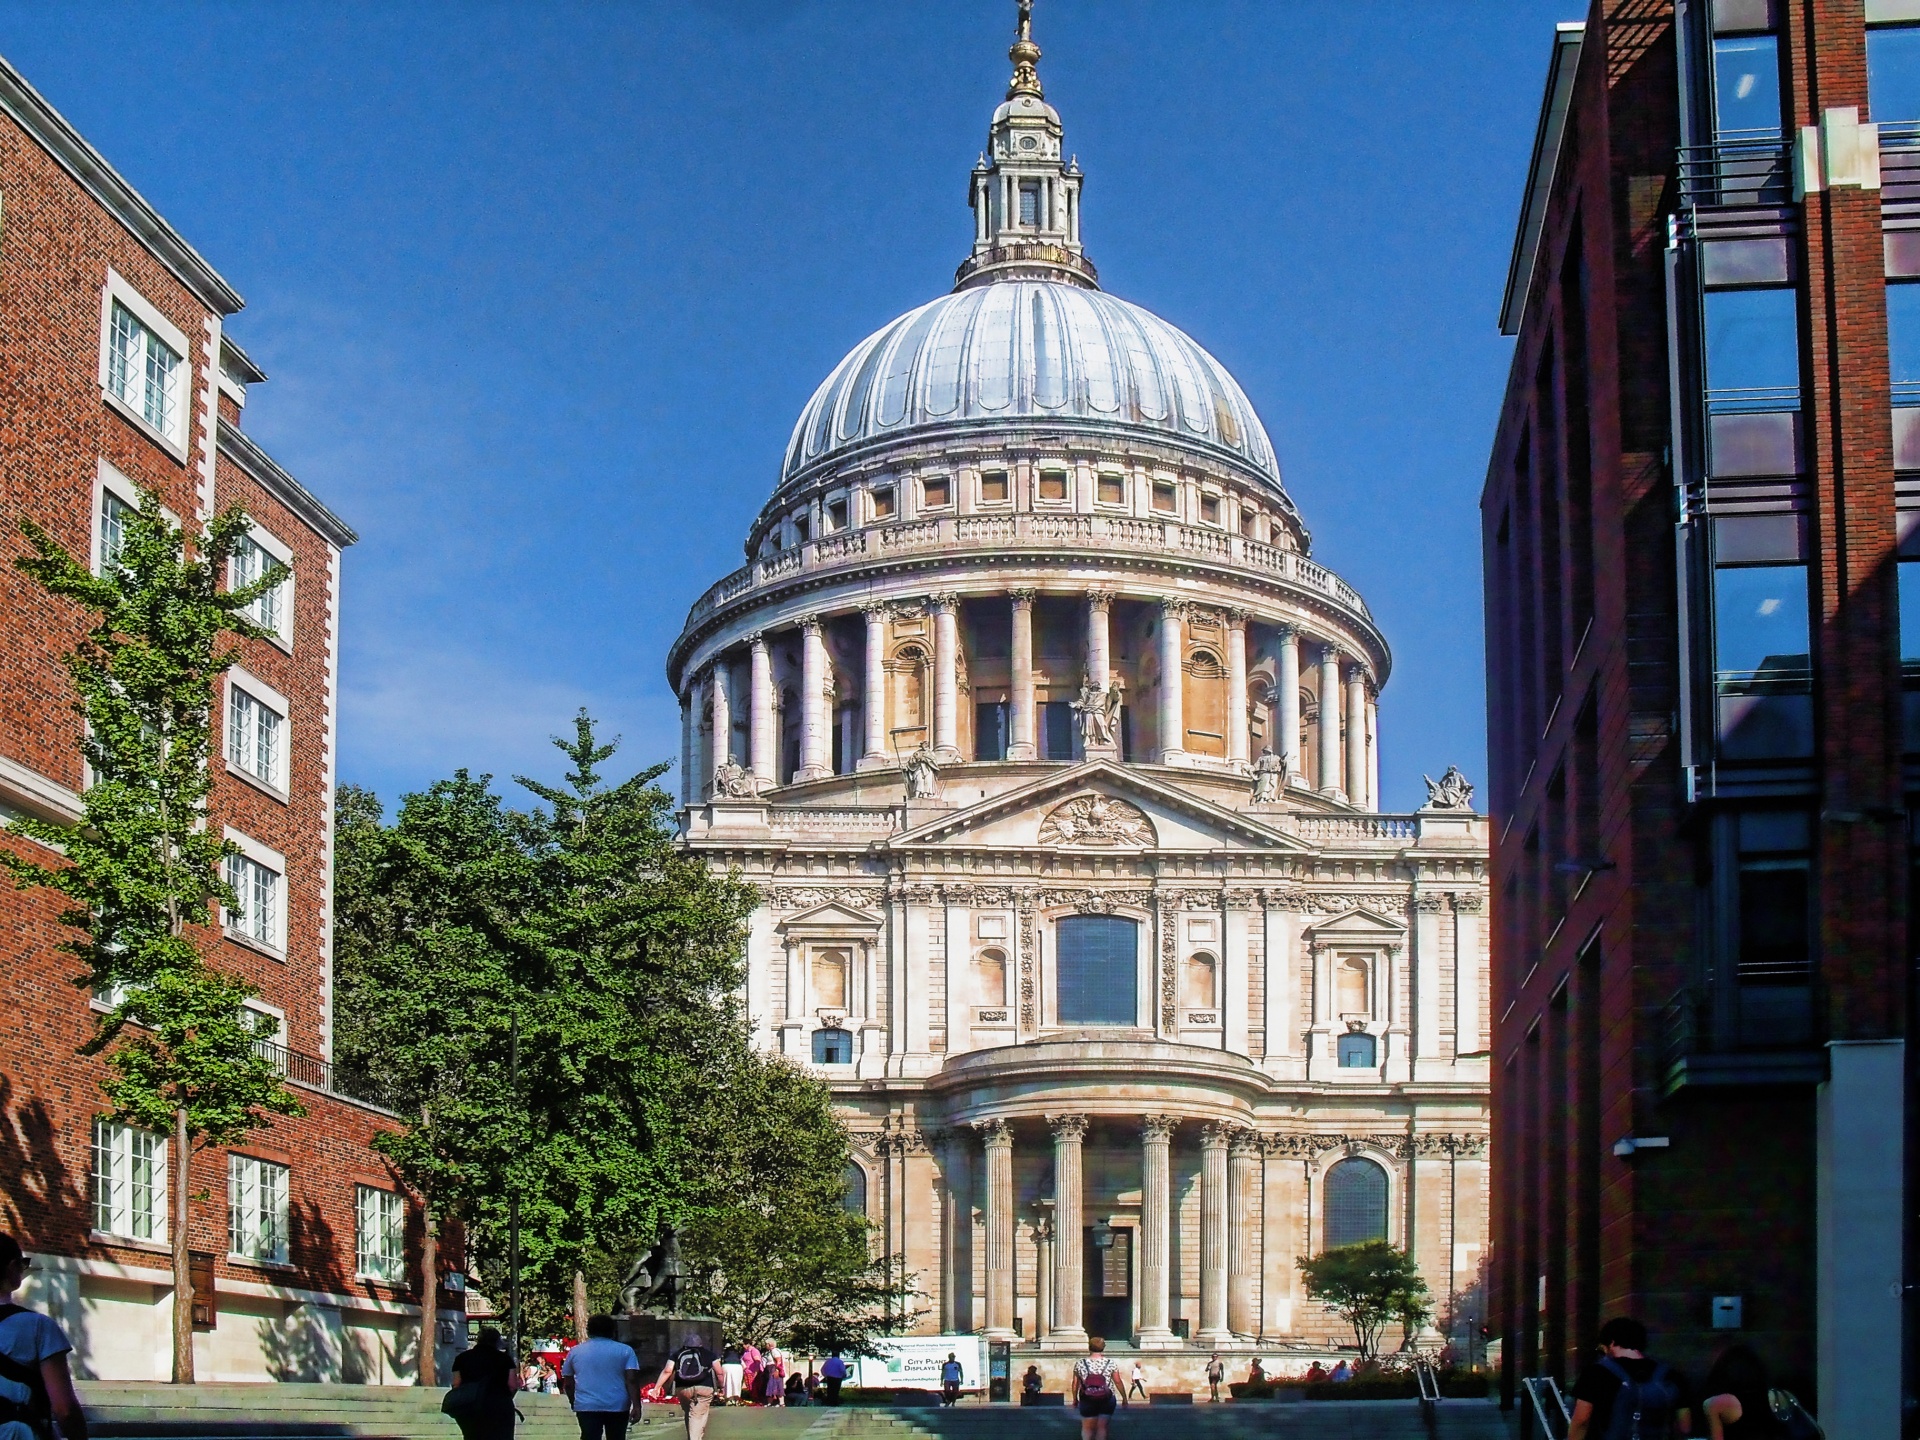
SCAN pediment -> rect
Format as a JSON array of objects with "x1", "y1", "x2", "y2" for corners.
[
  {"x1": 889, "y1": 761, "x2": 1310, "y2": 854},
  {"x1": 776, "y1": 900, "x2": 884, "y2": 935},
  {"x1": 1302, "y1": 906, "x2": 1407, "y2": 943}
]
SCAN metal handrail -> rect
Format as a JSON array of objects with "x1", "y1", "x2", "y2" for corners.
[
  {"x1": 1521, "y1": 1376, "x2": 1571, "y2": 1440},
  {"x1": 1413, "y1": 1360, "x2": 1441, "y2": 1436},
  {"x1": 1677, "y1": 139, "x2": 1793, "y2": 209},
  {"x1": 253, "y1": 1038, "x2": 398, "y2": 1114}
]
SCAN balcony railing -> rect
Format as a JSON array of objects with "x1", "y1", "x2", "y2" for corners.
[
  {"x1": 254, "y1": 1038, "x2": 399, "y2": 1115},
  {"x1": 1677, "y1": 139, "x2": 1793, "y2": 210},
  {"x1": 684, "y1": 512, "x2": 1374, "y2": 630}
]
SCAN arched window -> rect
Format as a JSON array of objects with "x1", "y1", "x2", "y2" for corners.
[
  {"x1": 1182, "y1": 952, "x2": 1217, "y2": 1009},
  {"x1": 1057, "y1": 915, "x2": 1138, "y2": 1025},
  {"x1": 811, "y1": 949, "x2": 850, "y2": 1011},
  {"x1": 1324, "y1": 1157, "x2": 1389, "y2": 1249},
  {"x1": 813, "y1": 1027, "x2": 853, "y2": 1065},
  {"x1": 973, "y1": 948, "x2": 1008, "y2": 1006},
  {"x1": 1337, "y1": 1032, "x2": 1378, "y2": 1068},
  {"x1": 1336, "y1": 955, "x2": 1372, "y2": 1017},
  {"x1": 842, "y1": 1161, "x2": 868, "y2": 1215}
]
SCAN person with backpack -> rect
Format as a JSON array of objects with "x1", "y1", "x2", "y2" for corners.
[
  {"x1": 0, "y1": 1235, "x2": 86, "y2": 1440},
  {"x1": 447, "y1": 1327, "x2": 517, "y2": 1440},
  {"x1": 1072, "y1": 1336, "x2": 1118, "y2": 1440},
  {"x1": 1568, "y1": 1318, "x2": 1693, "y2": 1440},
  {"x1": 654, "y1": 1334, "x2": 721, "y2": 1440}
]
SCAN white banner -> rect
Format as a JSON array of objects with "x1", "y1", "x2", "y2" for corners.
[{"x1": 850, "y1": 1335, "x2": 987, "y2": 1391}]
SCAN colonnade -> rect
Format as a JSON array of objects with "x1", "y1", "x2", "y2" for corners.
[
  {"x1": 680, "y1": 587, "x2": 1379, "y2": 806},
  {"x1": 962, "y1": 1114, "x2": 1261, "y2": 1346}
]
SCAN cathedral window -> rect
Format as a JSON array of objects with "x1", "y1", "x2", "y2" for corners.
[
  {"x1": 871, "y1": 485, "x2": 897, "y2": 519},
  {"x1": 1337, "y1": 1032, "x2": 1378, "y2": 1068},
  {"x1": 1019, "y1": 181, "x2": 1041, "y2": 226},
  {"x1": 922, "y1": 475, "x2": 951, "y2": 509},
  {"x1": 976, "y1": 700, "x2": 1009, "y2": 760},
  {"x1": 1324, "y1": 1158, "x2": 1389, "y2": 1248},
  {"x1": 792, "y1": 513, "x2": 811, "y2": 543},
  {"x1": 1097, "y1": 473, "x2": 1126, "y2": 505},
  {"x1": 1038, "y1": 467, "x2": 1069, "y2": 501},
  {"x1": 1200, "y1": 494, "x2": 1221, "y2": 525},
  {"x1": 1056, "y1": 914, "x2": 1138, "y2": 1026},
  {"x1": 813, "y1": 1028, "x2": 854, "y2": 1066},
  {"x1": 827, "y1": 497, "x2": 849, "y2": 531},
  {"x1": 980, "y1": 469, "x2": 1010, "y2": 503},
  {"x1": 1151, "y1": 481, "x2": 1177, "y2": 514},
  {"x1": 1041, "y1": 700, "x2": 1074, "y2": 760},
  {"x1": 841, "y1": 1159, "x2": 868, "y2": 1210}
]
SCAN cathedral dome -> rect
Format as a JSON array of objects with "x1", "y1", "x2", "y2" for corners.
[{"x1": 779, "y1": 281, "x2": 1282, "y2": 494}]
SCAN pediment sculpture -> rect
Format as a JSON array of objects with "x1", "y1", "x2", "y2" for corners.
[{"x1": 1038, "y1": 793, "x2": 1156, "y2": 847}]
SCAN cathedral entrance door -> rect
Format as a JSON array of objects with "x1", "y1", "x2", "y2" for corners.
[{"x1": 1084, "y1": 1225, "x2": 1133, "y2": 1342}]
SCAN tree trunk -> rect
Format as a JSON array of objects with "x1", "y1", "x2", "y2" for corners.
[
  {"x1": 171, "y1": 1106, "x2": 194, "y2": 1384},
  {"x1": 421, "y1": 1213, "x2": 439, "y2": 1386},
  {"x1": 573, "y1": 1269, "x2": 589, "y2": 1342}
]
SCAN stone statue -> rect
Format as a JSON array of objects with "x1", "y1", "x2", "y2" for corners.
[
  {"x1": 1250, "y1": 748, "x2": 1285, "y2": 804},
  {"x1": 904, "y1": 743, "x2": 940, "y2": 800},
  {"x1": 711, "y1": 760, "x2": 757, "y2": 799},
  {"x1": 1422, "y1": 765, "x2": 1475, "y2": 812},
  {"x1": 1071, "y1": 678, "x2": 1123, "y2": 748},
  {"x1": 613, "y1": 1225, "x2": 691, "y2": 1317}
]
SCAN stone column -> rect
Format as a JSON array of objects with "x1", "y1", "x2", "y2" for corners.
[
  {"x1": 936, "y1": 1133, "x2": 970, "y2": 1334},
  {"x1": 1346, "y1": 664, "x2": 1370, "y2": 811},
  {"x1": 1048, "y1": 1115, "x2": 1088, "y2": 1344},
  {"x1": 1225, "y1": 607, "x2": 1250, "y2": 768},
  {"x1": 710, "y1": 660, "x2": 733, "y2": 781},
  {"x1": 860, "y1": 604, "x2": 888, "y2": 768},
  {"x1": 1136, "y1": 1116, "x2": 1177, "y2": 1346},
  {"x1": 1367, "y1": 693, "x2": 1381, "y2": 813},
  {"x1": 932, "y1": 594, "x2": 961, "y2": 761},
  {"x1": 978, "y1": 1118, "x2": 1016, "y2": 1340},
  {"x1": 1275, "y1": 624, "x2": 1302, "y2": 783},
  {"x1": 1157, "y1": 600, "x2": 1185, "y2": 765},
  {"x1": 798, "y1": 619, "x2": 831, "y2": 782},
  {"x1": 752, "y1": 633, "x2": 775, "y2": 791},
  {"x1": 1197, "y1": 1122, "x2": 1233, "y2": 1345},
  {"x1": 678, "y1": 687, "x2": 694, "y2": 806},
  {"x1": 1085, "y1": 588, "x2": 1117, "y2": 759},
  {"x1": 1317, "y1": 644, "x2": 1345, "y2": 800},
  {"x1": 1009, "y1": 589, "x2": 1037, "y2": 761},
  {"x1": 1227, "y1": 1130, "x2": 1261, "y2": 1336}
]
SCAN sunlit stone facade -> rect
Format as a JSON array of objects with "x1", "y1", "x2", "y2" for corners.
[{"x1": 665, "y1": 10, "x2": 1490, "y2": 1368}]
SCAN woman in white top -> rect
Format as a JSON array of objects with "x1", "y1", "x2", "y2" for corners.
[{"x1": 1072, "y1": 1336, "x2": 1118, "y2": 1440}]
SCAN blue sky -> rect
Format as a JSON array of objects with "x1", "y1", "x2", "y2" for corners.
[{"x1": 4, "y1": 1, "x2": 1570, "y2": 811}]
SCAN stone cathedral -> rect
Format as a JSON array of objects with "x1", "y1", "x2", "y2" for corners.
[{"x1": 664, "y1": 9, "x2": 1490, "y2": 1374}]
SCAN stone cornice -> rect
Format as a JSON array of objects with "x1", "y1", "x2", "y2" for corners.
[{"x1": 218, "y1": 420, "x2": 358, "y2": 549}]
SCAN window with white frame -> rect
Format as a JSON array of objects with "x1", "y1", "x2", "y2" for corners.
[
  {"x1": 225, "y1": 850, "x2": 282, "y2": 950},
  {"x1": 355, "y1": 1185, "x2": 404, "y2": 1282},
  {"x1": 227, "y1": 683, "x2": 284, "y2": 790},
  {"x1": 229, "y1": 1153, "x2": 290, "y2": 1264},
  {"x1": 99, "y1": 489, "x2": 134, "y2": 573},
  {"x1": 105, "y1": 299, "x2": 184, "y2": 443},
  {"x1": 92, "y1": 1119, "x2": 167, "y2": 1241},
  {"x1": 230, "y1": 533, "x2": 291, "y2": 641}
]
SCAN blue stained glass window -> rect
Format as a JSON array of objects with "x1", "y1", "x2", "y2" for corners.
[
  {"x1": 1324, "y1": 1158, "x2": 1389, "y2": 1249},
  {"x1": 1056, "y1": 915, "x2": 1138, "y2": 1026},
  {"x1": 1714, "y1": 34, "x2": 1783, "y2": 139}
]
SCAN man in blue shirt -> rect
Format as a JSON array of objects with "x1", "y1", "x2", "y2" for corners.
[
  {"x1": 560, "y1": 1315, "x2": 642, "y2": 1440},
  {"x1": 940, "y1": 1353, "x2": 963, "y2": 1407},
  {"x1": 0, "y1": 1235, "x2": 87, "y2": 1440}
]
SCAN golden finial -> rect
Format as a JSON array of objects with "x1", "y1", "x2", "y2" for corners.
[{"x1": 1009, "y1": 0, "x2": 1042, "y2": 98}]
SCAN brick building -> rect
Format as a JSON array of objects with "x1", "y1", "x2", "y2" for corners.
[
  {"x1": 0, "y1": 54, "x2": 455, "y2": 1382},
  {"x1": 1482, "y1": 1, "x2": 1915, "y2": 1431}
]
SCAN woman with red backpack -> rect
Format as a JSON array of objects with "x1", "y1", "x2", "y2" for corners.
[{"x1": 1073, "y1": 1336, "x2": 1119, "y2": 1440}]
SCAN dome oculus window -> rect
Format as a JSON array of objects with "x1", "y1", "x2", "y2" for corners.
[
  {"x1": 1097, "y1": 473, "x2": 1126, "y2": 505},
  {"x1": 813, "y1": 1027, "x2": 854, "y2": 1065},
  {"x1": 1038, "y1": 467, "x2": 1069, "y2": 502},
  {"x1": 871, "y1": 485, "x2": 896, "y2": 519},
  {"x1": 980, "y1": 469, "x2": 1010, "y2": 504},
  {"x1": 922, "y1": 475, "x2": 951, "y2": 509},
  {"x1": 1151, "y1": 481, "x2": 1178, "y2": 514}
]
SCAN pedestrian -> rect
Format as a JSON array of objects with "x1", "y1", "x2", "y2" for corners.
[
  {"x1": 804, "y1": 1367, "x2": 821, "y2": 1404},
  {"x1": 655, "y1": 1332, "x2": 722, "y2": 1440},
  {"x1": 1205, "y1": 1353, "x2": 1225, "y2": 1403},
  {"x1": 940, "y1": 1352, "x2": 963, "y2": 1408},
  {"x1": 741, "y1": 1344, "x2": 762, "y2": 1404},
  {"x1": 1567, "y1": 1317, "x2": 1691, "y2": 1440},
  {"x1": 1328, "y1": 1360, "x2": 1351, "y2": 1383},
  {"x1": 561, "y1": 1315, "x2": 644, "y2": 1440},
  {"x1": 1021, "y1": 1364, "x2": 1044, "y2": 1399},
  {"x1": 1303, "y1": 1361, "x2": 1328, "y2": 1384},
  {"x1": 448, "y1": 1327, "x2": 517, "y2": 1440},
  {"x1": 1071, "y1": 1336, "x2": 1118, "y2": 1440},
  {"x1": 784, "y1": 1370, "x2": 807, "y2": 1407},
  {"x1": 719, "y1": 1345, "x2": 743, "y2": 1404},
  {"x1": 1125, "y1": 1359, "x2": 1148, "y2": 1404},
  {"x1": 0, "y1": 1235, "x2": 88, "y2": 1440},
  {"x1": 819, "y1": 1353, "x2": 848, "y2": 1405},
  {"x1": 1701, "y1": 1344, "x2": 1785, "y2": 1440}
]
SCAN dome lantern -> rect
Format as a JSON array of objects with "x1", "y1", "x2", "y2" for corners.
[{"x1": 957, "y1": 0, "x2": 1097, "y2": 292}]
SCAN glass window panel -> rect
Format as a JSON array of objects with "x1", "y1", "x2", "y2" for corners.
[
  {"x1": 100, "y1": 491, "x2": 132, "y2": 572},
  {"x1": 1892, "y1": 283, "x2": 1920, "y2": 404},
  {"x1": 842, "y1": 1163, "x2": 867, "y2": 1213},
  {"x1": 1703, "y1": 237, "x2": 1792, "y2": 287},
  {"x1": 1738, "y1": 808, "x2": 1810, "y2": 853},
  {"x1": 1890, "y1": 231, "x2": 1920, "y2": 279},
  {"x1": 980, "y1": 470, "x2": 1009, "y2": 502},
  {"x1": 1713, "y1": 562, "x2": 1810, "y2": 678},
  {"x1": 1336, "y1": 1033, "x2": 1378, "y2": 1068},
  {"x1": 1871, "y1": 24, "x2": 1920, "y2": 125},
  {"x1": 1709, "y1": 411, "x2": 1800, "y2": 477},
  {"x1": 922, "y1": 476, "x2": 950, "y2": 508},
  {"x1": 1038, "y1": 468, "x2": 1069, "y2": 501},
  {"x1": 1738, "y1": 858, "x2": 1810, "y2": 980},
  {"x1": 871, "y1": 487, "x2": 896, "y2": 519},
  {"x1": 812, "y1": 1028, "x2": 853, "y2": 1064},
  {"x1": 1019, "y1": 182, "x2": 1040, "y2": 226},
  {"x1": 1717, "y1": 693, "x2": 1815, "y2": 758},
  {"x1": 1042, "y1": 700, "x2": 1075, "y2": 760},
  {"x1": 975, "y1": 701, "x2": 1008, "y2": 761},
  {"x1": 1714, "y1": 35, "x2": 1783, "y2": 138},
  {"x1": 1056, "y1": 915, "x2": 1139, "y2": 1025},
  {"x1": 1714, "y1": 513, "x2": 1804, "y2": 563},
  {"x1": 1323, "y1": 1158, "x2": 1388, "y2": 1248},
  {"x1": 1097, "y1": 474, "x2": 1126, "y2": 505},
  {"x1": 1903, "y1": 560, "x2": 1920, "y2": 664},
  {"x1": 1704, "y1": 287, "x2": 1800, "y2": 399}
]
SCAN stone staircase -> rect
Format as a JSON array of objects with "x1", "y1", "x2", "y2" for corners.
[{"x1": 76, "y1": 1387, "x2": 1516, "y2": 1440}]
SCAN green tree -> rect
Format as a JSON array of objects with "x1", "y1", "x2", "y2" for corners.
[
  {"x1": 1296, "y1": 1239, "x2": 1432, "y2": 1358},
  {"x1": 3, "y1": 493, "x2": 303, "y2": 1383}
]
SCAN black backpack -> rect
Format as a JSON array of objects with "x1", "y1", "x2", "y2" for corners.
[
  {"x1": 1597, "y1": 1356, "x2": 1680, "y2": 1440},
  {"x1": 0, "y1": 1305, "x2": 54, "y2": 1440},
  {"x1": 675, "y1": 1348, "x2": 710, "y2": 1384}
]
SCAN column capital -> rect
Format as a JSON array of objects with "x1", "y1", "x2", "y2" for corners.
[
  {"x1": 1142, "y1": 1114, "x2": 1179, "y2": 1142},
  {"x1": 858, "y1": 601, "x2": 890, "y2": 620},
  {"x1": 1084, "y1": 587, "x2": 1114, "y2": 613},
  {"x1": 1274, "y1": 620, "x2": 1298, "y2": 641},
  {"x1": 1200, "y1": 1119, "x2": 1238, "y2": 1149},
  {"x1": 974, "y1": 1116, "x2": 1013, "y2": 1146},
  {"x1": 1009, "y1": 587, "x2": 1038, "y2": 607},
  {"x1": 1319, "y1": 641, "x2": 1344, "y2": 663},
  {"x1": 929, "y1": 592, "x2": 962, "y2": 614},
  {"x1": 1345, "y1": 660, "x2": 1369, "y2": 683},
  {"x1": 1228, "y1": 1127, "x2": 1263, "y2": 1158},
  {"x1": 1047, "y1": 1113, "x2": 1089, "y2": 1143},
  {"x1": 1224, "y1": 605, "x2": 1250, "y2": 629},
  {"x1": 743, "y1": 630, "x2": 766, "y2": 649},
  {"x1": 1159, "y1": 598, "x2": 1188, "y2": 620},
  {"x1": 799, "y1": 616, "x2": 824, "y2": 638}
]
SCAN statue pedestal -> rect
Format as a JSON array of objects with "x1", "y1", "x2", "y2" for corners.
[{"x1": 615, "y1": 1314, "x2": 725, "y2": 1381}]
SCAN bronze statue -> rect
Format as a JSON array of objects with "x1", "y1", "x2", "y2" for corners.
[{"x1": 612, "y1": 1226, "x2": 691, "y2": 1317}]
